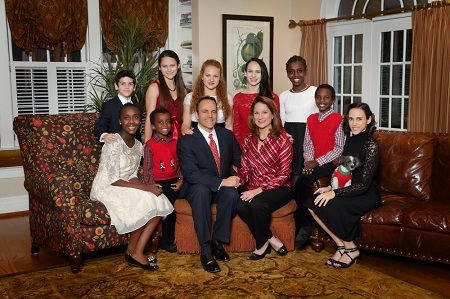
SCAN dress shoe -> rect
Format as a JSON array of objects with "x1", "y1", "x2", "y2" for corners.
[
  {"x1": 128, "y1": 254, "x2": 158, "y2": 271},
  {"x1": 249, "y1": 244, "x2": 272, "y2": 260},
  {"x1": 200, "y1": 253, "x2": 221, "y2": 273},
  {"x1": 124, "y1": 252, "x2": 157, "y2": 263},
  {"x1": 160, "y1": 243, "x2": 177, "y2": 253},
  {"x1": 273, "y1": 243, "x2": 288, "y2": 256},
  {"x1": 295, "y1": 226, "x2": 312, "y2": 248},
  {"x1": 211, "y1": 240, "x2": 230, "y2": 262}
]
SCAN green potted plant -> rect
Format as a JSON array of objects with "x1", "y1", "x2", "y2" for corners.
[{"x1": 86, "y1": 17, "x2": 159, "y2": 113}]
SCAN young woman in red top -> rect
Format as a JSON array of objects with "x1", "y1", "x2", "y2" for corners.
[
  {"x1": 144, "y1": 50, "x2": 187, "y2": 142},
  {"x1": 233, "y1": 58, "x2": 280, "y2": 147},
  {"x1": 237, "y1": 96, "x2": 293, "y2": 260}
]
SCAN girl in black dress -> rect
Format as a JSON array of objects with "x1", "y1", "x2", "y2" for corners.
[{"x1": 305, "y1": 102, "x2": 381, "y2": 268}]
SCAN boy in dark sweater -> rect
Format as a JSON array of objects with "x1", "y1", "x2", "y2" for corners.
[
  {"x1": 143, "y1": 108, "x2": 183, "y2": 252},
  {"x1": 294, "y1": 84, "x2": 345, "y2": 248}
]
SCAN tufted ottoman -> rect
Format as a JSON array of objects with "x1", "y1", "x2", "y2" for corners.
[{"x1": 174, "y1": 199, "x2": 297, "y2": 253}]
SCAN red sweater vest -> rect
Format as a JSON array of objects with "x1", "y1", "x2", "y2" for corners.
[
  {"x1": 146, "y1": 138, "x2": 179, "y2": 181},
  {"x1": 307, "y1": 112, "x2": 342, "y2": 159}
]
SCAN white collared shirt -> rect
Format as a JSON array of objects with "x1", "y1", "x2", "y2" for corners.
[
  {"x1": 118, "y1": 94, "x2": 132, "y2": 105},
  {"x1": 197, "y1": 125, "x2": 220, "y2": 157},
  {"x1": 99, "y1": 95, "x2": 132, "y2": 142}
]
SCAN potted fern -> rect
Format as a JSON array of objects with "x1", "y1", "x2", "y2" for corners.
[{"x1": 86, "y1": 17, "x2": 159, "y2": 113}]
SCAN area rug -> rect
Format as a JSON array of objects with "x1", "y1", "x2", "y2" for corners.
[{"x1": 0, "y1": 247, "x2": 442, "y2": 298}]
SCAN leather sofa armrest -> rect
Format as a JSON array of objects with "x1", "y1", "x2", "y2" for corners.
[
  {"x1": 312, "y1": 177, "x2": 331, "y2": 191},
  {"x1": 24, "y1": 171, "x2": 77, "y2": 211}
]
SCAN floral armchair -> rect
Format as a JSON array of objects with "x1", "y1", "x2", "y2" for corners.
[{"x1": 13, "y1": 113, "x2": 129, "y2": 273}]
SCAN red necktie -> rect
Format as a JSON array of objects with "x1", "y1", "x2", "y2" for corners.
[{"x1": 209, "y1": 133, "x2": 220, "y2": 172}]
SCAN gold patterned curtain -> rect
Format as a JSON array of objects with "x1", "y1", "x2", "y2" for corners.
[
  {"x1": 100, "y1": 0, "x2": 168, "y2": 53},
  {"x1": 5, "y1": 0, "x2": 88, "y2": 53},
  {"x1": 409, "y1": 5, "x2": 450, "y2": 133},
  {"x1": 299, "y1": 22, "x2": 328, "y2": 87}
]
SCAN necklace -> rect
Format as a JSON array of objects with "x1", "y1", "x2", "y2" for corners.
[
  {"x1": 258, "y1": 135, "x2": 266, "y2": 142},
  {"x1": 167, "y1": 85, "x2": 176, "y2": 92},
  {"x1": 290, "y1": 84, "x2": 309, "y2": 93}
]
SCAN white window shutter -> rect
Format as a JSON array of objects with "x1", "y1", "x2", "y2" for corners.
[
  {"x1": 14, "y1": 67, "x2": 50, "y2": 115},
  {"x1": 56, "y1": 67, "x2": 87, "y2": 113}
]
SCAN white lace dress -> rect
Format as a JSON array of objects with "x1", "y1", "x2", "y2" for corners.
[{"x1": 90, "y1": 134, "x2": 174, "y2": 234}]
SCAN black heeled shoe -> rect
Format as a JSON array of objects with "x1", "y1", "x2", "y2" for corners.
[
  {"x1": 128, "y1": 254, "x2": 159, "y2": 271},
  {"x1": 333, "y1": 247, "x2": 360, "y2": 269},
  {"x1": 325, "y1": 246, "x2": 345, "y2": 266},
  {"x1": 273, "y1": 243, "x2": 288, "y2": 256},
  {"x1": 124, "y1": 252, "x2": 157, "y2": 264},
  {"x1": 249, "y1": 244, "x2": 272, "y2": 260}
]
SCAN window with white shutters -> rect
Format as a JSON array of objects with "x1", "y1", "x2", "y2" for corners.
[{"x1": 56, "y1": 68, "x2": 87, "y2": 113}]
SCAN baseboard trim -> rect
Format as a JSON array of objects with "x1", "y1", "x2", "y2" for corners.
[
  {"x1": 0, "y1": 166, "x2": 24, "y2": 179},
  {"x1": 0, "y1": 194, "x2": 28, "y2": 214}
]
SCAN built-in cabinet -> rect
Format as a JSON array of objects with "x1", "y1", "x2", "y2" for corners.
[{"x1": 168, "y1": 0, "x2": 193, "y2": 89}]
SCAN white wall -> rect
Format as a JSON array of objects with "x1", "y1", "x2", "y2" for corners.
[
  {"x1": 0, "y1": 0, "x2": 15, "y2": 149},
  {"x1": 192, "y1": 0, "x2": 322, "y2": 94}
]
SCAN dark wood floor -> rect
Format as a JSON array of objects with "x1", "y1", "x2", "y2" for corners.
[{"x1": 1, "y1": 212, "x2": 449, "y2": 297}]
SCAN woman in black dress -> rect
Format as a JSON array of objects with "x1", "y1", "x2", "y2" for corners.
[{"x1": 305, "y1": 102, "x2": 381, "y2": 268}]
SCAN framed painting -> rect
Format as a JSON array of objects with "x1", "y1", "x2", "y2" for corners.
[{"x1": 222, "y1": 14, "x2": 274, "y2": 94}]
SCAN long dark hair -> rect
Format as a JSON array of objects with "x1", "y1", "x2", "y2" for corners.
[
  {"x1": 245, "y1": 58, "x2": 273, "y2": 99},
  {"x1": 157, "y1": 50, "x2": 186, "y2": 120},
  {"x1": 343, "y1": 102, "x2": 377, "y2": 137}
]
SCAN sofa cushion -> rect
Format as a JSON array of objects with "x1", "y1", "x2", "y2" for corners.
[
  {"x1": 176, "y1": 198, "x2": 296, "y2": 218},
  {"x1": 373, "y1": 131, "x2": 436, "y2": 201},
  {"x1": 403, "y1": 201, "x2": 450, "y2": 233},
  {"x1": 361, "y1": 191, "x2": 421, "y2": 225}
]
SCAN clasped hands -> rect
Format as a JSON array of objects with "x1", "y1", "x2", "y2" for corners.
[
  {"x1": 313, "y1": 186, "x2": 335, "y2": 207},
  {"x1": 221, "y1": 176, "x2": 261, "y2": 202},
  {"x1": 146, "y1": 179, "x2": 183, "y2": 196}
]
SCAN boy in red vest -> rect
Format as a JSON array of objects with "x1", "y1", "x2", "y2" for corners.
[
  {"x1": 294, "y1": 84, "x2": 345, "y2": 248},
  {"x1": 143, "y1": 108, "x2": 183, "y2": 253}
]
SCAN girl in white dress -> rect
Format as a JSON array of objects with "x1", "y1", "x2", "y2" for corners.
[{"x1": 91, "y1": 103, "x2": 174, "y2": 270}]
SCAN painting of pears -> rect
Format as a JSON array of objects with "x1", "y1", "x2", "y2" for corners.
[{"x1": 233, "y1": 30, "x2": 264, "y2": 89}]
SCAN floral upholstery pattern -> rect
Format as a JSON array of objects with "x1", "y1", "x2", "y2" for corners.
[{"x1": 13, "y1": 113, "x2": 129, "y2": 272}]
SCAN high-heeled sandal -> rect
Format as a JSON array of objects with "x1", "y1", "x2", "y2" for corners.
[
  {"x1": 325, "y1": 246, "x2": 345, "y2": 266},
  {"x1": 333, "y1": 247, "x2": 360, "y2": 269}
]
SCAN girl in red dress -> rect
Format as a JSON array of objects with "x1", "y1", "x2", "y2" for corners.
[
  {"x1": 232, "y1": 58, "x2": 279, "y2": 147},
  {"x1": 144, "y1": 50, "x2": 187, "y2": 142}
]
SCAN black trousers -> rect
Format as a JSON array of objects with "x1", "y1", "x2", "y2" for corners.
[
  {"x1": 293, "y1": 163, "x2": 336, "y2": 231},
  {"x1": 157, "y1": 177, "x2": 179, "y2": 247},
  {"x1": 237, "y1": 186, "x2": 294, "y2": 249},
  {"x1": 185, "y1": 184, "x2": 239, "y2": 245}
]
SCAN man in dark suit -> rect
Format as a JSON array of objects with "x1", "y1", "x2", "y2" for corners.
[
  {"x1": 94, "y1": 70, "x2": 143, "y2": 143},
  {"x1": 177, "y1": 96, "x2": 241, "y2": 273}
]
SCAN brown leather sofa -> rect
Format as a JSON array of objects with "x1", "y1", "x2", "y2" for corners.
[{"x1": 311, "y1": 131, "x2": 450, "y2": 264}]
